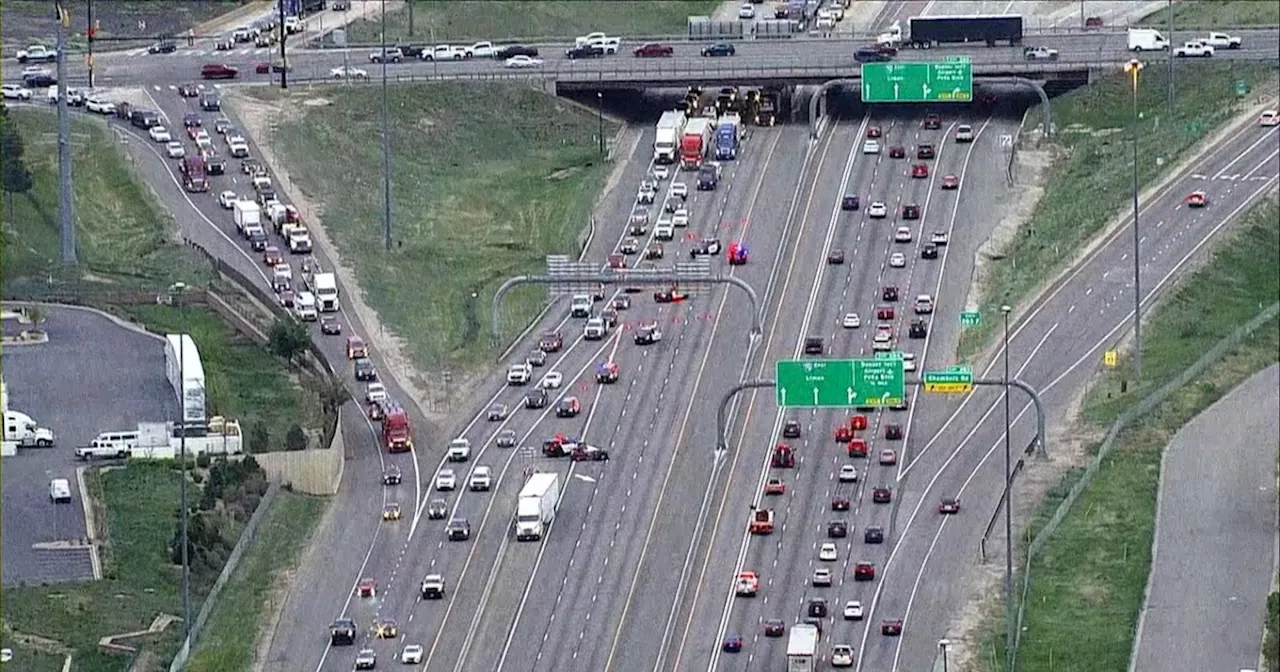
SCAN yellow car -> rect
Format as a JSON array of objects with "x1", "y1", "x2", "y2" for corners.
[
  {"x1": 373, "y1": 617, "x2": 399, "y2": 639},
  {"x1": 382, "y1": 503, "x2": 402, "y2": 521}
]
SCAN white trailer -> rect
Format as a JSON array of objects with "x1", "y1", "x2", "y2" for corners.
[
  {"x1": 309, "y1": 272, "x2": 339, "y2": 311},
  {"x1": 515, "y1": 472, "x2": 561, "y2": 541},
  {"x1": 164, "y1": 334, "x2": 207, "y2": 423},
  {"x1": 654, "y1": 110, "x2": 687, "y2": 164},
  {"x1": 233, "y1": 200, "x2": 262, "y2": 233},
  {"x1": 1128, "y1": 28, "x2": 1169, "y2": 51},
  {"x1": 786, "y1": 623, "x2": 819, "y2": 672},
  {"x1": 75, "y1": 418, "x2": 244, "y2": 460}
]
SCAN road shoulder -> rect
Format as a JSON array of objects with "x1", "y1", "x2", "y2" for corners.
[{"x1": 1131, "y1": 364, "x2": 1280, "y2": 672}]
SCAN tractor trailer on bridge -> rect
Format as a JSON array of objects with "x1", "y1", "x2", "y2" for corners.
[{"x1": 878, "y1": 15, "x2": 1023, "y2": 48}]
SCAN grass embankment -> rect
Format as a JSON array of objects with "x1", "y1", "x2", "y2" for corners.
[
  {"x1": 1140, "y1": 0, "x2": 1280, "y2": 27},
  {"x1": 343, "y1": 0, "x2": 717, "y2": 44},
  {"x1": 2, "y1": 109, "x2": 323, "y2": 452},
  {"x1": 974, "y1": 197, "x2": 1280, "y2": 671},
  {"x1": 246, "y1": 83, "x2": 619, "y2": 376},
  {"x1": 185, "y1": 491, "x2": 328, "y2": 672},
  {"x1": 957, "y1": 61, "x2": 1277, "y2": 358}
]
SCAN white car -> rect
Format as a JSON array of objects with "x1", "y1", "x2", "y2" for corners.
[
  {"x1": 540, "y1": 371, "x2": 563, "y2": 389},
  {"x1": 670, "y1": 182, "x2": 688, "y2": 199},
  {"x1": 1, "y1": 84, "x2": 33, "y2": 100},
  {"x1": 273, "y1": 261, "x2": 293, "y2": 280},
  {"x1": 1260, "y1": 110, "x2": 1279, "y2": 127},
  {"x1": 738, "y1": 3, "x2": 755, "y2": 19},
  {"x1": 818, "y1": 542, "x2": 838, "y2": 561},
  {"x1": 194, "y1": 130, "x2": 213, "y2": 149},
  {"x1": 654, "y1": 223, "x2": 675, "y2": 241},
  {"x1": 838, "y1": 465, "x2": 858, "y2": 482},
  {"x1": 468, "y1": 465, "x2": 492, "y2": 491},
  {"x1": 365, "y1": 382, "x2": 387, "y2": 403},
  {"x1": 842, "y1": 313, "x2": 861, "y2": 329},
  {"x1": 889, "y1": 252, "x2": 906, "y2": 268},
  {"x1": 894, "y1": 227, "x2": 913, "y2": 243},
  {"x1": 931, "y1": 231, "x2": 949, "y2": 245},
  {"x1": 86, "y1": 97, "x2": 116, "y2": 114},
  {"x1": 1023, "y1": 46, "x2": 1059, "y2": 61},
  {"x1": 844, "y1": 600, "x2": 864, "y2": 620},
  {"x1": 812, "y1": 568, "x2": 832, "y2": 586},
  {"x1": 901, "y1": 352, "x2": 916, "y2": 372},
  {"x1": 863, "y1": 140, "x2": 881, "y2": 154},
  {"x1": 401, "y1": 644, "x2": 424, "y2": 664},
  {"x1": 150, "y1": 126, "x2": 172, "y2": 142},
  {"x1": 868, "y1": 201, "x2": 887, "y2": 218},
  {"x1": 914, "y1": 294, "x2": 934, "y2": 313},
  {"x1": 874, "y1": 325, "x2": 893, "y2": 343},
  {"x1": 218, "y1": 190, "x2": 238, "y2": 209},
  {"x1": 330, "y1": 65, "x2": 369, "y2": 79},
  {"x1": 505, "y1": 55, "x2": 543, "y2": 69},
  {"x1": 652, "y1": 165, "x2": 669, "y2": 181},
  {"x1": 435, "y1": 469, "x2": 457, "y2": 491},
  {"x1": 166, "y1": 141, "x2": 186, "y2": 158},
  {"x1": 832, "y1": 644, "x2": 856, "y2": 667},
  {"x1": 671, "y1": 209, "x2": 689, "y2": 227}
]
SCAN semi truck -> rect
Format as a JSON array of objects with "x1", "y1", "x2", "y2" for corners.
[
  {"x1": 515, "y1": 472, "x2": 560, "y2": 541},
  {"x1": 180, "y1": 156, "x2": 209, "y2": 192},
  {"x1": 878, "y1": 15, "x2": 1023, "y2": 48},
  {"x1": 786, "y1": 623, "x2": 820, "y2": 672},
  {"x1": 74, "y1": 417, "x2": 244, "y2": 460},
  {"x1": 3, "y1": 410, "x2": 55, "y2": 448},
  {"x1": 233, "y1": 200, "x2": 262, "y2": 234},
  {"x1": 164, "y1": 334, "x2": 207, "y2": 424},
  {"x1": 680, "y1": 117, "x2": 715, "y2": 170},
  {"x1": 715, "y1": 113, "x2": 742, "y2": 160},
  {"x1": 654, "y1": 110, "x2": 687, "y2": 164},
  {"x1": 308, "y1": 272, "x2": 340, "y2": 311},
  {"x1": 381, "y1": 405, "x2": 413, "y2": 453}
]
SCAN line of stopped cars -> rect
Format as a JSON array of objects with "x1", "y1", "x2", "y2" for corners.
[{"x1": 724, "y1": 112, "x2": 979, "y2": 667}]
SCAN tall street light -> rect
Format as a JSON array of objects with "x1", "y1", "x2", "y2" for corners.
[
  {"x1": 938, "y1": 638, "x2": 952, "y2": 672},
  {"x1": 1001, "y1": 304, "x2": 1014, "y2": 672},
  {"x1": 380, "y1": 0, "x2": 393, "y2": 251},
  {"x1": 596, "y1": 92, "x2": 605, "y2": 155},
  {"x1": 1124, "y1": 58, "x2": 1144, "y2": 384}
]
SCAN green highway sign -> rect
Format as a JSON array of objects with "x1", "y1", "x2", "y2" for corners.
[
  {"x1": 861, "y1": 62, "x2": 973, "y2": 103},
  {"x1": 923, "y1": 366, "x2": 974, "y2": 394},
  {"x1": 960, "y1": 310, "x2": 981, "y2": 327},
  {"x1": 776, "y1": 357, "x2": 905, "y2": 408}
]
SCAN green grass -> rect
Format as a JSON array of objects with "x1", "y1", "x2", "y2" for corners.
[
  {"x1": 122, "y1": 304, "x2": 323, "y2": 452},
  {"x1": 186, "y1": 490, "x2": 329, "y2": 672},
  {"x1": 1140, "y1": 0, "x2": 1280, "y2": 28},
  {"x1": 341, "y1": 0, "x2": 718, "y2": 45},
  {"x1": 0, "y1": 648, "x2": 66, "y2": 672},
  {"x1": 244, "y1": 83, "x2": 618, "y2": 378},
  {"x1": 1, "y1": 108, "x2": 209, "y2": 291},
  {"x1": 2, "y1": 463, "x2": 193, "y2": 672},
  {"x1": 957, "y1": 61, "x2": 1278, "y2": 359},
  {"x1": 974, "y1": 198, "x2": 1280, "y2": 672}
]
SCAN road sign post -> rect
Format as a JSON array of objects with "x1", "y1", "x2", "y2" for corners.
[
  {"x1": 775, "y1": 358, "x2": 905, "y2": 408},
  {"x1": 923, "y1": 366, "x2": 974, "y2": 393},
  {"x1": 960, "y1": 310, "x2": 981, "y2": 326},
  {"x1": 861, "y1": 62, "x2": 973, "y2": 103}
]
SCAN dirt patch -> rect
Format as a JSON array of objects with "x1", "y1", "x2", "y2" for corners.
[
  {"x1": 224, "y1": 89, "x2": 444, "y2": 424},
  {"x1": 301, "y1": 98, "x2": 333, "y2": 108},
  {"x1": 546, "y1": 167, "x2": 580, "y2": 181}
]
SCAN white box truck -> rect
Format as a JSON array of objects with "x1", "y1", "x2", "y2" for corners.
[
  {"x1": 786, "y1": 623, "x2": 819, "y2": 672},
  {"x1": 308, "y1": 272, "x2": 339, "y2": 312},
  {"x1": 164, "y1": 334, "x2": 207, "y2": 424},
  {"x1": 3, "y1": 410, "x2": 55, "y2": 448},
  {"x1": 515, "y1": 472, "x2": 560, "y2": 541},
  {"x1": 233, "y1": 200, "x2": 262, "y2": 233},
  {"x1": 654, "y1": 110, "x2": 687, "y2": 164},
  {"x1": 1128, "y1": 28, "x2": 1169, "y2": 51}
]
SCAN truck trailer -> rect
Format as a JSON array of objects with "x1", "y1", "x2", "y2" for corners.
[
  {"x1": 164, "y1": 334, "x2": 207, "y2": 423},
  {"x1": 680, "y1": 117, "x2": 715, "y2": 170},
  {"x1": 654, "y1": 110, "x2": 687, "y2": 164},
  {"x1": 786, "y1": 623, "x2": 820, "y2": 672},
  {"x1": 879, "y1": 15, "x2": 1023, "y2": 48},
  {"x1": 74, "y1": 417, "x2": 244, "y2": 460},
  {"x1": 515, "y1": 472, "x2": 561, "y2": 541}
]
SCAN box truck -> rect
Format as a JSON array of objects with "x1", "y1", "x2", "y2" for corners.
[
  {"x1": 515, "y1": 472, "x2": 560, "y2": 541},
  {"x1": 654, "y1": 110, "x2": 687, "y2": 164},
  {"x1": 786, "y1": 623, "x2": 820, "y2": 672},
  {"x1": 164, "y1": 334, "x2": 207, "y2": 423},
  {"x1": 1128, "y1": 27, "x2": 1170, "y2": 51},
  {"x1": 233, "y1": 200, "x2": 262, "y2": 234}
]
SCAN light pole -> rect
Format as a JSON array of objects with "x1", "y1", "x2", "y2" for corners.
[
  {"x1": 596, "y1": 92, "x2": 605, "y2": 155},
  {"x1": 938, "y1": 638, "x2": 952, "y2": 672},
  {"x1": 379, "y1": 0, "x2": 393, "y2": 251},
  {"x1": 1001, "y1": 304, "x2": 1014, "y2": 672},
  {"x1": 177, "y1": 328, "x2": 191, "y2": 639},
  {"x1": 1124, "y1": 58, "x2": 1144, "y2": 385}
]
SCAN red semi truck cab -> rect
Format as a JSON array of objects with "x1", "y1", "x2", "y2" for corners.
[{"x1": 382, "y1": 407, "x2": 412, "y2": 453}]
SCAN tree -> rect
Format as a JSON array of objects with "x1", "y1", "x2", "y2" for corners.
[
  {"x1": 284, "y1": 424, "x2": 308, "y2": 451},
  {"x1": 1, "y1": 107, "x2": 34, "y2": 216},
  {"x1": 249, "y1": 421, "x2": 270, "y2": 453},
  {"x1": 22, "y1": 305, "x2": 45, "y2": 331},
  {"x1": 268, "y1": 317, "x2": 309, "y2": 364},
  {"x1": 309, "y1": 374, "x2": 351, "y2": 416}
]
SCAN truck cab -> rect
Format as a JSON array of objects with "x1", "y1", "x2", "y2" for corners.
[
  {"x1": 4, "y1": 410, "x2": 55, "y2": 447},
  {"x1": 570, "y1": 294, "x2": 593, "y2": 318}
]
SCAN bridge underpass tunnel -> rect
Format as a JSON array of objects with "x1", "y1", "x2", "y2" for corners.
[{"x1": 559, "y1": 86, "x2": 797, "y2": 128}]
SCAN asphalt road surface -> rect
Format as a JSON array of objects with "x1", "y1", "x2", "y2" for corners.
[
  {"x1": 1130, "y1": 364, "x2": 1279, "y2": 672},
  {"x1": 1, "y1": 306, "x2": 178, "y2": 585}
]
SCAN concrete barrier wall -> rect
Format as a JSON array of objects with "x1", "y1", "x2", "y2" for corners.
[{"x1": 252, "y1": 416, "x2": 344, "y2": 495}]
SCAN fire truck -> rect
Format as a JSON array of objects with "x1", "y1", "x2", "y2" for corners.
[{"x1": 180, "y1": 155, "x2": 209, "y2": 192}]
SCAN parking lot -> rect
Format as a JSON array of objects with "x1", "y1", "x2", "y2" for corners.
[{"x1": 1, "y1": 306, "x2": 178, "y2": 586}]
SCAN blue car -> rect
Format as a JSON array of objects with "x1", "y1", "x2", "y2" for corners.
[
  {"x1": 855, "y1": 46, "x2": 892, "y2": 63},
  {"x1": 702, "y1": 43, "x2": 736, "y2": 57},
  {"x1": 842, "y1": 193, "x2": 860, "y2": 211}
]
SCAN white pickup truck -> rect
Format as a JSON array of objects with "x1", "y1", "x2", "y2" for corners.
[
  {"x1": 16, "y1": 44, "x2": 57, "y2": 64},
  {"x1": 1174, "y1": 40, "x2": 1214, "y2": 58},
  {"x1": 465, "y1": 41, "x2": 497, "y2": 58},
  {"x1": 1202, "y1": 31, "x2": 1242, "y2": 49},
  {"x1": 424, "y1": 45, "x2": 467, "y2": 61}
]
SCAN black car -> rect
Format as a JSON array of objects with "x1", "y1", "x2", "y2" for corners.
[
  {"x1": 690, "y1": 238, "x2": 722, "y2": 258},
  {"x1": 447, "y1": 517, "x2": 470, "y2": 541},
  {"x1": 882, "y1": 285, "x2": 900, "y2": 302},
  {"x1": 496, "y1": 45, "x2": 538, "y2": 59},
  {"x1": 179, "y1": 83, "x2": 201, "y2": 97},
  {"x1": 148, "y1": 39, "x2": 177, "y2": 54},
  {"x1": 827, "y1": 521, "x2": 848, "y2": 538},
  {"x1": 354, "y1": 357, "x2": 377, "y2": 380},
  {"x1": 917, "y1": 143, "x2": 937, "y2": 160},
  {"x1": 697, "y1": 164, "x2": 719, "y2": 190},
  {"x1": 902, "y1": 204, "x2": 920, "y2": 220},
  {"x1": 566, "y1": 44, "x2": 605, "y2": 59},
  {"x1": 200, "y1": 94, "x2": 221, "y2": 111},
  {"x1": 702, "y1": 43, "x2": 735, "y2": 57},
  {"x1": 909, "y1": 319, "x2": 928, "y2": 339},
  {"x1": 23, "y1": 74, "x2": 56, "y2": 88},
  {"x1": 496, "y1": 429, "x2": 518, "y2": 448},
  {"x1": 329, "y1": 618, "x2": 357, "y2": 646},
  {"x1": 396, "y1": 44, "x2": 425, "y2": 59},
  {"x1": 782, "y1": 419, "x2": 802, "y2": 439},
  {"x1": 804, "y1": 337, "x2": 824, "y2": 355},
  {"x1": 129, "y1": 109, "x2": 161, "y2": 129},
  {"x1": 855, "y1": 47, "x2": 891, "y2": 63},
  {"x1": 922, "y1": 244, "x2": 939, "y2": 259},
  {"x1": 525, "y1": 388, "x2": 548, "y2": 409},
  {"x1": 634, "y1": 324, "x2": 661, "y2": 345},
  {"x1": 381, "y1": 466, "x2": 402, "y2": 485},
  {"x1": 248, "y1": 229, "x2": 268, "y2": 251},
  {"x1": 526, "y1": 349, "x2": 547, "y2": 367},
  {"x1": 203, "y1": 151, "x2": 226, "y2": 175},
  {"x1": 426, "y1": 498, "x2": 448, "y2": 520},
  {"x1": 864, "y1": 525, "x2": 884, "y2": 544},
  {"x1": 183, "y1": 112, "x2": 202, "y2": 128},
  {"x1": 807, "y1": 598, "x2": 828, "y2": 618}
]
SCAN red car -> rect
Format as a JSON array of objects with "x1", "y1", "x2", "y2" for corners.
[
  {"x1": 853, "y1": 562, "x2": 876, "y2": 581},
  {"x1": 634, "y1": 42, "x2": 674, "y2": 57},
  {"x1": 1184, "y1": 191, "x2": 1208, "y2": 208},
  {"x1": 939, "y1": 497, "x2": 961, "y2": 514},
  {"x1": 872, "y1": 486, "x2": 892, "y2": 504},
  {"x1": 941, "y1": 174, "x2": 959, "y2": 189},
  {"x1": 848, "y1": 438, "x2": 868, "y2": 458},
  {"x1": 881, "y1": 619, "x2": 904, "y2": 636},
  {"x1": 850, "y1": 414, "x2": 867, "y2": 431},
  {"x1": 876, "y1": 305, "x2": 895, "y2": 321},
  {"x1": 263, "y1": 245, "x2": 283, "y2": 266},
  {"x1": 911, "y1": 163, "x2": 929, "y2": 178},
  {"x1": 866, "y1": 126, "x2": 882, "y2": 138},
  {"x1": 879, "y1": 449, "x2": 897, "y2": 465},
  {"x1": 200, "y1": 63, "x2": 238, "y2": 80},
  {"x1": 763, "y1": 619, "x2": 786, "y2": 637},
  {"x1": 923, "y1": 113, "x2": 941, "y2": 129},
  {"x1": 727, "y1": 242, "x2": 748, "y2": 265},
  {"x1": 835, "y1": 425, "x2": 853, "y2": 442},
  {"x1": 539, "y1": 330, "x2": 563, "y2": 352},
  {"x1": 764, "y1": 477, "x2": 786, "y2": 495},
  {"x1": 357, "y1": 577, "x2": 376, "y2": 597},
  {"x1": 832, "y1": 496, "x2": 851, "y2": 511},
  {"x1": 888, "y1": 145, "x2": 906, "y2": 158}
]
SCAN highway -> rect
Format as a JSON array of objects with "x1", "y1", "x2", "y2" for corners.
[
  {"x1": 12, "y1": 28, "x2": 1278, "y2": 88},
  {"x1": 1131, "y1": 364, "x2": 1279, "y2": 672}
]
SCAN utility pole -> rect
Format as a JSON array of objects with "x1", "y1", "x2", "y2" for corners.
[
  {"x1": 55, "y1": 2, "x2": 76, "y2": 266},
  {"x1": 380, "y1": 0, "x2": 393, "y2": 251},
  {"x1": 407, "y1": 0, "x2": 414, "y2": 36},
  {"x1": 278, "y1": 0, "x2": 288, "y2": 89},
  {"x1": 178, "y1": 333, "x2": 192, "y2": 639},
  {"x1": 1166, "y1": 0, "x2": 1174, "y2": 111},
  {"x1": 86, "y1": 0, "x2": 95, "y2": 88}
]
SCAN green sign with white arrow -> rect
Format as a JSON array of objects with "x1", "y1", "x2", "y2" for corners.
[
  {"x1": 775, "y1": 357, "x2": 905, "y2": 408},
  {"x1": 861, "y1": 62, "x2": 974, "y2": 103}
]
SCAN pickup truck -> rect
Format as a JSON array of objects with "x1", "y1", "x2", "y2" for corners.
[
  {"x1": 465, "y1": 41, "x2": 497, "y2": 58},
  {"x1": 425, "y1": 45, "x2": 467, "y2": 61},
  {"x1": 1174, "y1": 40, "x2": 1214, "y2": 58},
  {"x1": 16, "y1": 44, "x2": 57, "y2": 64},
  {"x1": 1202, "y1": 31, "x2": 1242, "y2": 49}
]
